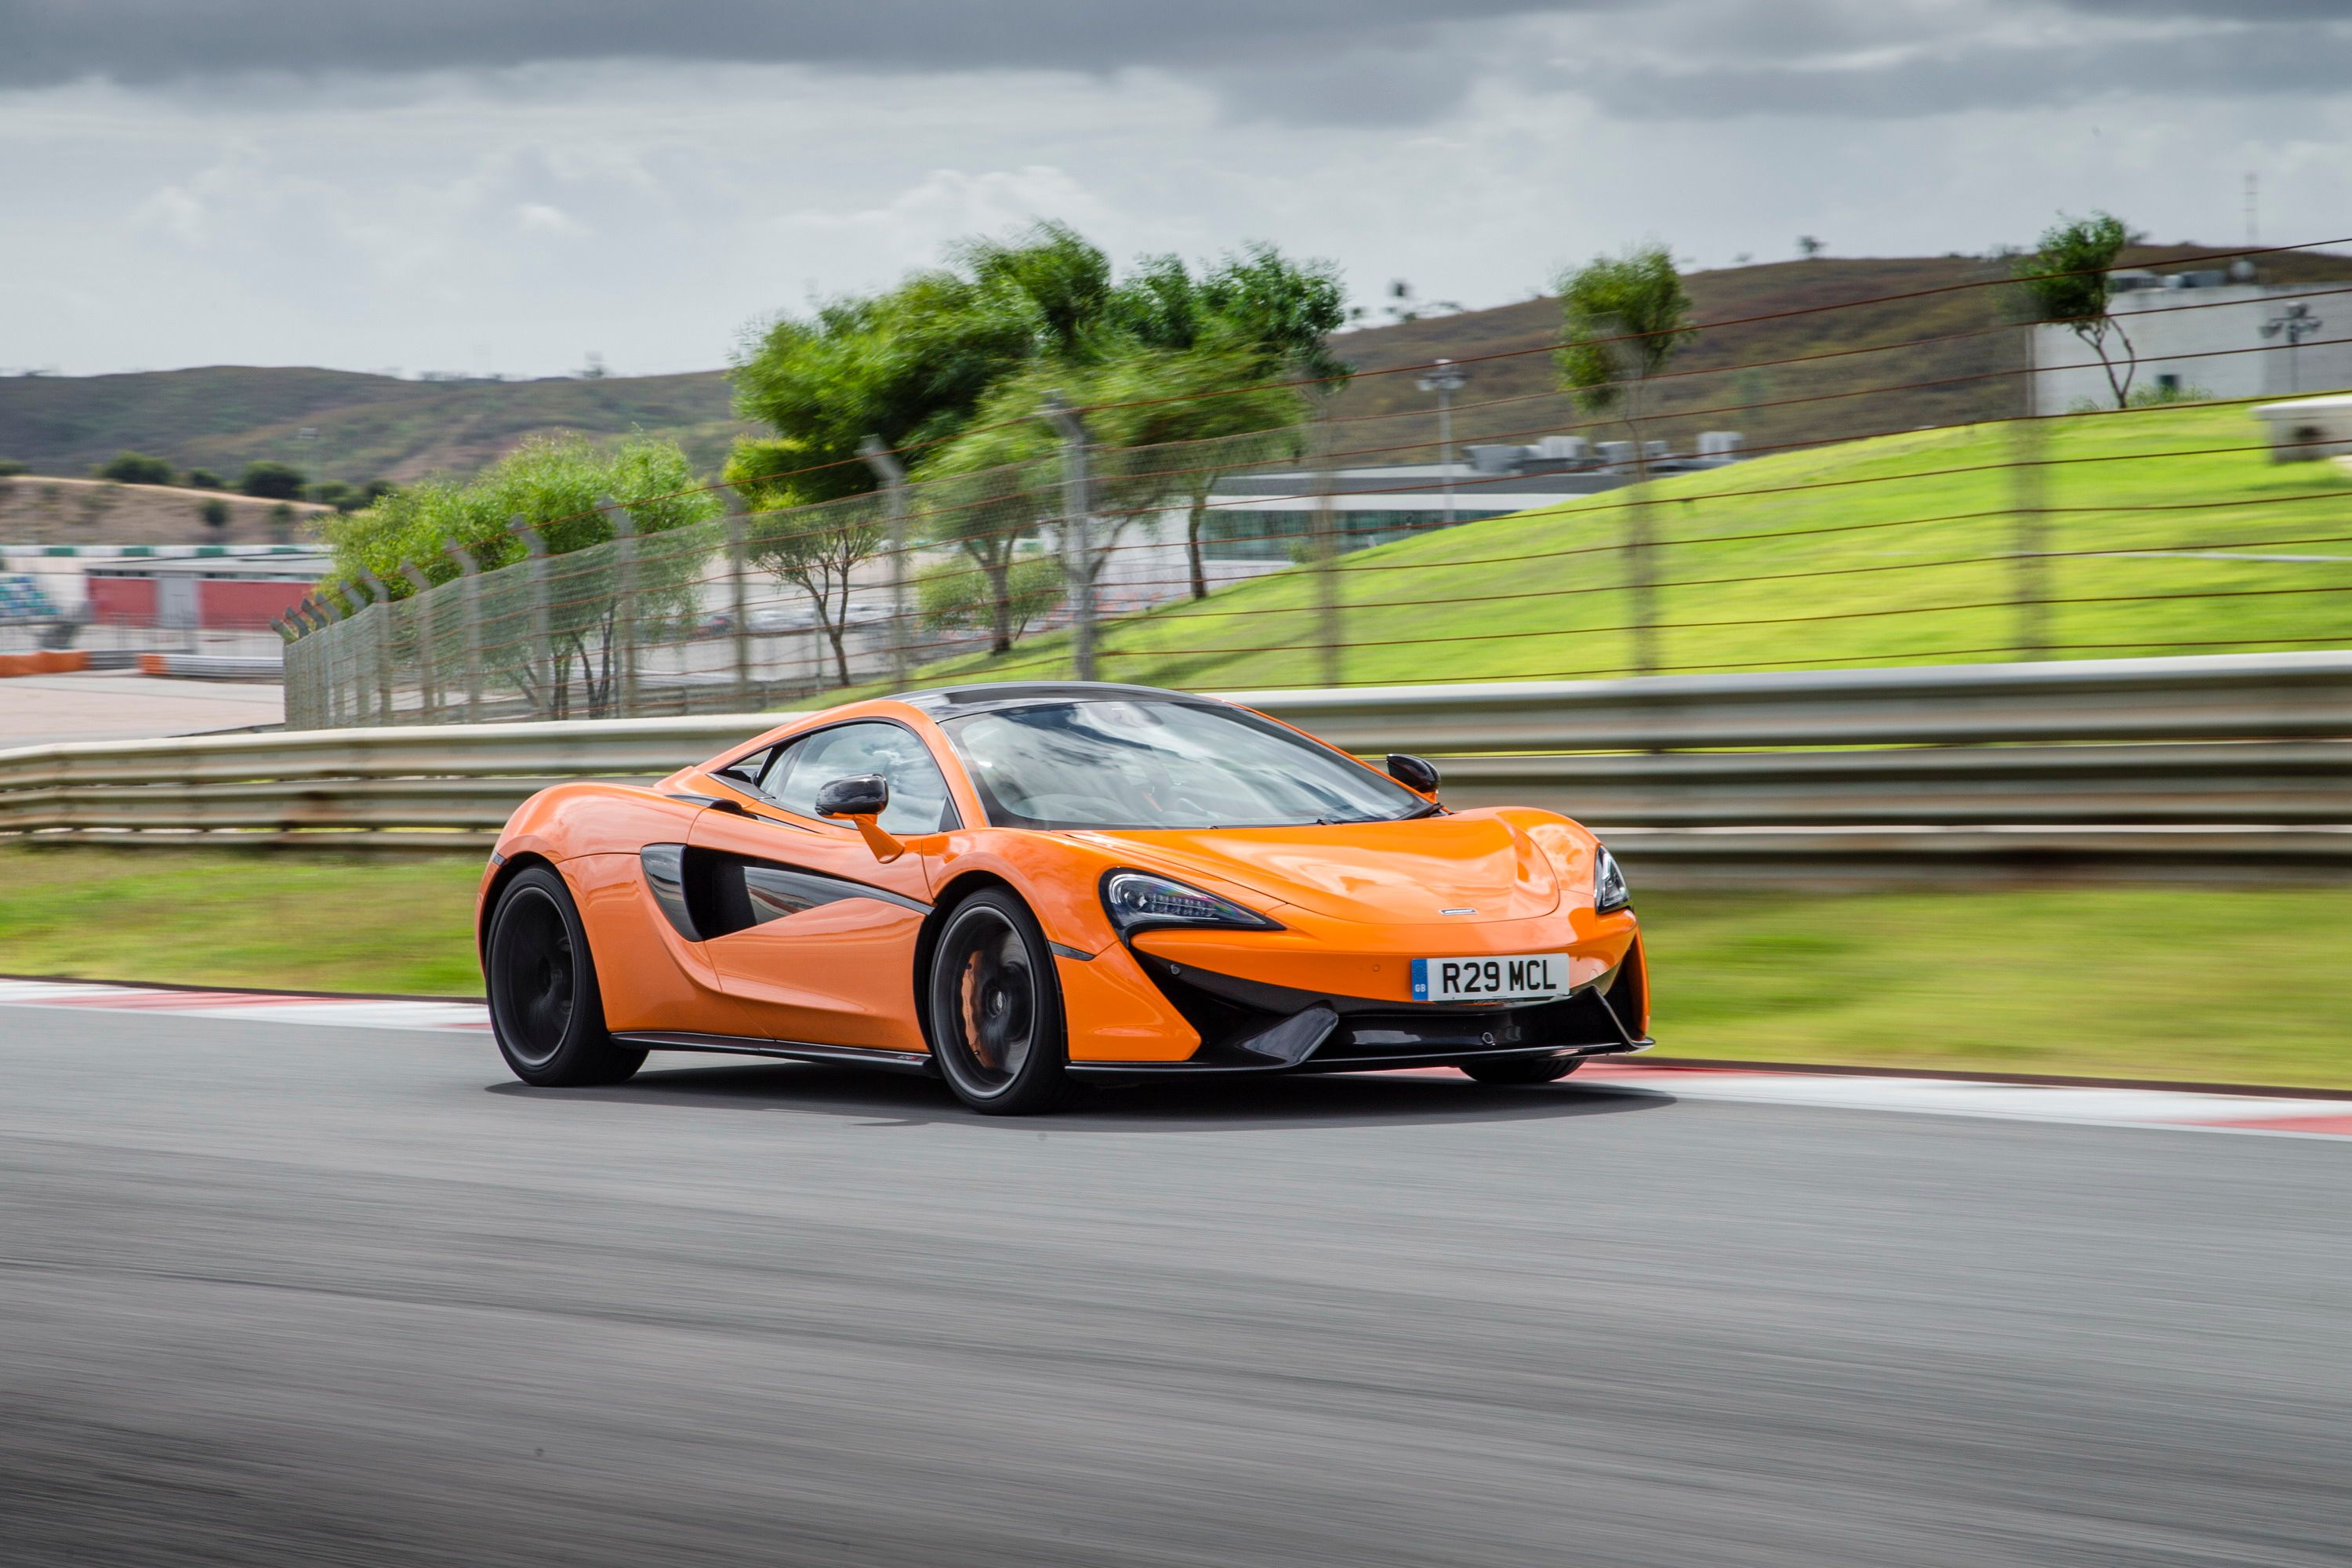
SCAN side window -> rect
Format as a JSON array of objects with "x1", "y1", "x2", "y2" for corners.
[
  {"x1": 766, "y1": 723, "x2": 956, "y2": 834},
  {"x1": 712, "y1": 745, "x2": 774, "y2": 791}
]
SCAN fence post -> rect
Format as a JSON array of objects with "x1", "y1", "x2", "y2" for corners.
[
  {"x1": 1312, "y1": 391, "x2": 1343, "y2": 688},
  {"x1": 1042, "y1": 397, "x2": 1094, "y2": 683},
  {"x1": 861, "y1": 437, "x2": 911, "y2": 687},
  {"x1": 2012, "y1": 335, "x2": 2051, "y2": 660},
  {"x1": 398, "y1": 562, "x2": 439, "y2": 719},
  {"x1": 362, "y1": 571, "x2": 397, "y2": 723},
  {"x1": 318, "y1": 595, "x2": 348, "y2": 728},
  {"x1": 723, "y1": 502, "x2": 753, "y2": 709},
  {"x1": 445, "y1": 541, "x2": 485, "y2": 721},
  {"x1": 512, "y1": 517, "x2": 556, "y2": 718},
  {"x1": 603, "y1": 495, "x2": 637, "y2": 717},
  {"x1": 346, "y1": 573, "x2": 381, "y2": 724}
]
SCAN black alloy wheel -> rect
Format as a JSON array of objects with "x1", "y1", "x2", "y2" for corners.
[
  {"x1": 926, "y1": 889, "x2": 1072, "y2": 1115},
  {"x1": 485, "y1": 865, "x2": 645, "y2": 1087},
  {"x1": 1458, "y1": 1054, "x2": 1584, "y2": 1085}
]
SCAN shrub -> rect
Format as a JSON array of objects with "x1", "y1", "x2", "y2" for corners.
[
  {"x1": 239, "y1": 460, "x2": 308, "y2": 500},
  {"x1": 184, "y1": 468, "x2": 225, "y2": 490},
  {"x1": 199, "y1": 497, "x2": 231, "y2": 531},
  {"x1": 917, "y1": 554, "x2": 1064, "y2": 639},
  {"x1": 98, "y1": 452, "x2": 175, "y2": 486}
]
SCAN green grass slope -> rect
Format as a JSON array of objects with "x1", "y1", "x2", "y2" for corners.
[{"x1": 927, "y1": 397, "x2": 2352, "y2": 691}]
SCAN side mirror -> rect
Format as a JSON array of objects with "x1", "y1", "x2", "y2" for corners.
[
  {"x1": 1385, "y1": 753, "x2": 1440, "y2": 795},
  {"x1": 814, "y1": 773, "x2": 889, "y2": 820},
  {"x1": 814, "y1": 773, "x2": 906, "y2": 863}
]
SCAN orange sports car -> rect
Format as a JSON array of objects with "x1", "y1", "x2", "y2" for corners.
[{"x1": 478, "y1": 682, "x2": 1651, "y2": 1114}]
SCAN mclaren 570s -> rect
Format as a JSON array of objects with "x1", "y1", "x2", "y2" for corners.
[{"x1": 479, "y1": 681, "x2": 1652, "y2": 1114}]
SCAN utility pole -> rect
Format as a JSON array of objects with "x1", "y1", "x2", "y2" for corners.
[
  {"x1": 861, "y1": 437, "x2": 912, "y2": 688},
  {"x1": 1042, "y1": 397, "x2": 1095, "y2": 682},
  {"x1": 1417, "y1": 359, "x2": 1468, "y2": 525}
]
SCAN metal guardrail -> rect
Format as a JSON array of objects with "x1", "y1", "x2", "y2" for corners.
[{"x1": 2, "y1": 653, "x2": 2347, "y2": 880}]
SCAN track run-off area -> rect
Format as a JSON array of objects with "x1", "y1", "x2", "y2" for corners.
[{"x1": 2, "y1": 983, "x2": 2347, "y2": 1566}]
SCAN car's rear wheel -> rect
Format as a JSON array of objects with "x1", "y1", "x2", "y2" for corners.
[
  {"x1": 486, "y1": 865, "x2": 645, "y2": 1087},
  {"x1": 926, "y1": 889, "x2": 1071, "y2": 1116},
  {"x1": 1458, "y1": 1054, "x2": 1583, "y2": 1086}
]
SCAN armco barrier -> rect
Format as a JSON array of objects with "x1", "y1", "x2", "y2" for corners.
[{"x1": 2, "y1": 653, "x2": 2347, "y2": 882}]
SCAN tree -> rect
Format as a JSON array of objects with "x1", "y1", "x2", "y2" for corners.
[
  {"x1": 240, "y1": 460, "x2": 308, "y2": 500},
  {"x1": 0, "y1": 459, "x2": 28, "y2": 477},
  {"x1": 184, "y1": 468, "x2": 225, "y2": 490},
  {"x1": 98, "y1": 452, "x2": 174, "y2": 485},
  {"x1": 198, "y1": 497, "x2": 230, "y2": 532},
  {"x1": 1554, "y1": 244, "x2": 1697, "y2": 682},
  {"x1": 2011, "y1": 211, "x2": 2137, "y2": 408},
  {"x1": 1797, "y1": 235, "x2": 1824, "y2": 260},
  {"x1": 1105, "y1": 243, "x2": 1346, "y2": 597},
  {"x1": 727, "y1": 223, "x2": 1116, "y2": 663},
  {"x1": 1555, "y1": 243, "x2": 1698, "y2": 425},
  {"x1": 320, "y1": 433, "x2": 720, "y2": 716}
]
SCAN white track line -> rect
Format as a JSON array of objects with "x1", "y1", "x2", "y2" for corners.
[{"x1": 1, "y1": 978, "x2": 2344, "y2": 1139}]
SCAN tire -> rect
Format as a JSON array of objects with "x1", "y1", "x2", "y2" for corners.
[
  {"x1": 1458, "y1": 1054, "x2": 1583, "y2": 1086},
  {"x1": 924, "y1": 888, "x2": 1072, "y2": 1116},
  {"x1": 485, "y1": 865, "x2": 646, "y2": 1087}
]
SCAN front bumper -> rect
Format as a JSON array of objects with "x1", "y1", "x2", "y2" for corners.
[{"x1": 1065, "y1": 935, "x2": 1653, "y2": 1080}]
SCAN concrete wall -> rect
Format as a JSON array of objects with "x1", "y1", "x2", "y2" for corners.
[{"x1": 2031, "y1": 286, "x2": 2352, "y2": 412}]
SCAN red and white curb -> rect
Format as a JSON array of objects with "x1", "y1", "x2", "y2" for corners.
[
  {"x1": 1570, "y1": 1062, "x2": 2352, "y2": 1140},
  {"x1": 2, "y1": 977, "x2": 2345, "y2": 1140},
  {"x1": 0, "y1": 978, "x2": 488, "y2": 1033}
]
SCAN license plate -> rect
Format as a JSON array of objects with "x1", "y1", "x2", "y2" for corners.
[{"x1": 1410, "y1": 954, "x2": 1570, "y2": 1004}]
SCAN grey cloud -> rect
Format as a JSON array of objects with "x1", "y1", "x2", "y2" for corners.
[
  {"x1": 0, "y1": 1, "x2": 1583, "y2": 88},
  {"x1": 1576, "y1": 20, "x2": 2352, "y2": 120}
]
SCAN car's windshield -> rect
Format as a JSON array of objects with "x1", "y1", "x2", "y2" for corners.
[{"x1": 942, "y1": 699, "x2": 1428, "y2": 830}]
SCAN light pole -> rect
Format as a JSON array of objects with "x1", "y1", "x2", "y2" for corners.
[
  {"x1": 2261, "y1": 303, "x2": 2323, "y2": 394},
  {"x1": 1417, "y1": 359, "x2": 1469, "y2": 525}
]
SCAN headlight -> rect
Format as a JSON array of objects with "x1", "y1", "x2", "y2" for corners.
[
  {"x1": 1102, "y1": 870, "x2": 1282, "y2": 936},
  {"x1": 1594, "y1": 844, "x2": 1631, "y2": 914}
]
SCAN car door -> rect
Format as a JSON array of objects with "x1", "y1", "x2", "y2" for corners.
[{"x1": 685, "y1": 720, "x2": 956, "y2": 1053}]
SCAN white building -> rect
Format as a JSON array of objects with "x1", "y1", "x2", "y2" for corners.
[{"x1": 2029, "y1": 272, "x2": 2350, "y2": 413}]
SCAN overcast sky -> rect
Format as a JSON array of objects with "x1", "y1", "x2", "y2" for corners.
[{"x1": 3, "y1": 0, "x2": 2348, "y2": 378}]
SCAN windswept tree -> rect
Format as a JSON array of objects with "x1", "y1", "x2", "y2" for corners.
[
  {"x1": 725, "y1": 223, "x2": 1116, "y2": 665},
  {"x1": 1107, "y1": 243, "x2": 1348, "y2": 597},
  {"x1": 2012, "y1": 210, "x2": 2136, "y2": 408},
  {"x1": 731, "y1": 223, "x2": 1347, "y2": 656}
]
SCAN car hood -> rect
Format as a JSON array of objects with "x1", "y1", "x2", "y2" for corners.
[{"x1": 1080, "y1": 813, "x2": 1563, "y2": 926}]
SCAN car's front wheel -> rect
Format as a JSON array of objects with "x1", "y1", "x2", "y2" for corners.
[
  {"x1": 926, "y1": 888, "x2": 1072, "y2": 1116},
  {"x1": 485, "y1": 865, "x2": 645, "y2": 1087},
  {"x1": 1458, "y1": 1054, "x2": 1583, "y2": 1086}
]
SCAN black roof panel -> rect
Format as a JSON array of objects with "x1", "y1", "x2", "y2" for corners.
[{"x1": 888, "y1": 681, "x2": 1223, "y2": 719}]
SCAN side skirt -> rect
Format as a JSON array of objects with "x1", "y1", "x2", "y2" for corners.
[{"x1": 612, "y1": 1030, "x2": 941, "y2": 1076}]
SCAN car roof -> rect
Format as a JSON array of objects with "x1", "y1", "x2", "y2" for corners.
[{"x1": 885, "y1": 681, "x2": 1229, "y2": 720}]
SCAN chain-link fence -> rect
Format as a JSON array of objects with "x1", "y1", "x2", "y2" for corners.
[{"x1": 279, "y1": 255, "x2": 2352, "y2": 728}]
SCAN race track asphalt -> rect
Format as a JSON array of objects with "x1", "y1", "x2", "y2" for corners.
[{"x1": 1, "y1": 1004, "x2": 2346, "y2": 1567}]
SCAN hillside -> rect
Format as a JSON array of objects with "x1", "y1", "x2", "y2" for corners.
[
  {"x1": 892, "y1": 397, "x2": 2352, "y2": 691},
  {"x1": 5, "y1": 245, "x2": 2347, "y2": 489},
  {"x1": 0, "y1": 367, "x2": 748, "y2": 487},
  {"x1": 1323, "y1": 244, "x2": 2352, "y2": 463}
]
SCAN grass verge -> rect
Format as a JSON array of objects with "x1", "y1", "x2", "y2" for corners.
[{"x1": 2, "y1": 847, "x2": 2344, "y2": 1090}]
